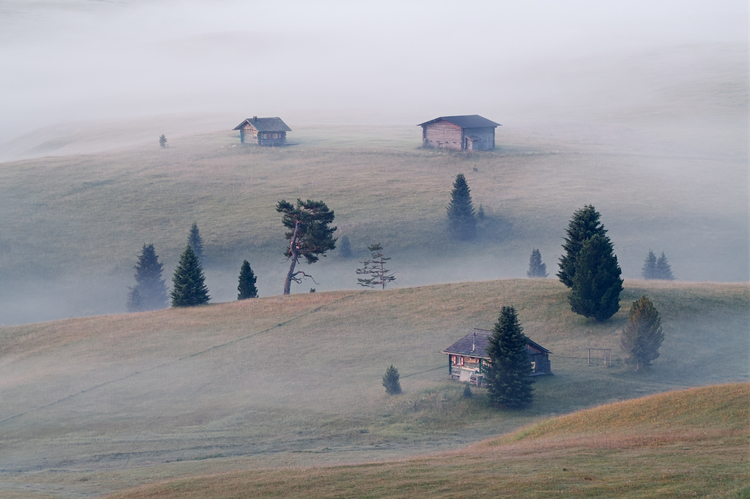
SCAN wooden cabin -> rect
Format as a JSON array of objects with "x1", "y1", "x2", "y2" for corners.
[
  {"x1": 233, "y1": 117, "x2": 291, "y2": 146},
  {"x1": 442, "y1": 328, "x2": 552, "y2": 385},
  {"x1": 418, "y1": 115, "x2": 501, "y2": 151}
]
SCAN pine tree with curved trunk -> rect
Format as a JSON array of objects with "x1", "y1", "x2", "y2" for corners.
[
  {"x1": 642, "y1": 250, "x2": 658, "y2": 279},
  {"x1": 171, "y1": 245, "x2": 210, "y2": 307},
  {"x1": 569, "y1": 234, "x2": 623, "y2": 322},
  {"x1": 558, "y1": 205, "x2": 607, "y2": 288},
  {"x1": 446, "y1": 173, "x2": 476, "y2": 240},
  {"x1": 237, "y1": 260, "x2": 258, "y2": 300},
  {"x1": 276, "y1": 199, "x2": 337, "y2": 295},
  {"x1": 187, "y1": 223, "x2": 204, "y2": 265},
  {"x1": 621, "y1": 296, "x2": 664, "y2": 371},
  {"x1": 127, "y1": 243, "x2": 167, "y2": 312},
  {"x1": 656, "y1": 252, "x2": 675, "y2": 280},
  {"x1": 484, "y1": 306, "x2": 534, "y2": 408},
  {"x1": 527, "y1": 248, "x2": 548, "y2": 278}
]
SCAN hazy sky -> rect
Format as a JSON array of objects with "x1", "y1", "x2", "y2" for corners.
[{"x1": 0, "y1": 0, "x2": 747, "y2": 143}]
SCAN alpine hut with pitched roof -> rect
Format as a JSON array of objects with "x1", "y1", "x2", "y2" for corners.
[
  {"x1": 418, "y1": 115, "x2": 501, "y2": 151},
  {"x1": 443, "y1": 328, "x2": 552, "y2": 385},
  {"x1": 233, "y1": 117, "x2": 291, "y2": 146}
]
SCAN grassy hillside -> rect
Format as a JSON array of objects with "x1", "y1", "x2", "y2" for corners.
[
  {"x1": 0, "y1": 111, "x2": 747, "y2": 325},
  {"x1": 0, "y1": 279, "x2": 747, "y2": 497},
  {"x1": 104, "y1": 383, "x2": 750, "y2": 498}
]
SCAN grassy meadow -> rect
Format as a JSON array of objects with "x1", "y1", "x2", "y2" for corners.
[
  {"x1": 0, "y1": 278, "x2": 747, "y2": 497},
  {"x1": 104, "y1": 383, "x2": 750, "y2": 499},
  {"x1": 0, "y1": 114, "x2": 747, "y2": 325}
]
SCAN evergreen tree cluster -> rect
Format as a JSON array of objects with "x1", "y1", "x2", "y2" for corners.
[
  {"x1": 484, "y1": 306, "x2": 534, "y2": 408},
  {"x1": 558, "y1": 205, "x2": 623, "y2": 322},
  {"x1": 620, "y1": 296, "x2": 664, "y2": 371},
  {"x1": 446, "y1": 173, "x2": 476, "y2": 240},
  {"x1": 642, "y1": 250, "x2": 675, "y2": 280}
]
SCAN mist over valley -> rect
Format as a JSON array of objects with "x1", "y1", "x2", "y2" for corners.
[{"x1": 0, "y1": 1, "x2": 748, "y2": 497}]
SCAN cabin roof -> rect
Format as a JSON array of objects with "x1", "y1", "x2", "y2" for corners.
[
  {"x1": 233, "y1": 117, "x2": 291, "y2": 132},
  {"x1": 442, "y1": 328, "x2": 551, "y2": 359},
  {"x1": 418, "y1": 115, "x2": 501, "y2": 129}
]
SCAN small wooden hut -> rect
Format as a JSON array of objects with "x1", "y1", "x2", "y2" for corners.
[
  {"x1": 418, "y1": 115, "x2": 501, "y2": 151},
  {"x1": 233, "y1": 117, "x2": 291, "y2": 146},
  {"x1": 443, "y1": 328, "x2": 552, "y2": 385}
]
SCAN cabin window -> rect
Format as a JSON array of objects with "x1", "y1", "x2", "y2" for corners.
[
  {"x1": 452, "y1": 355, "x2": 464, "y2": 366},
  {"x1": 530, "y1": 361, "x2": 536, "y2": 371}
]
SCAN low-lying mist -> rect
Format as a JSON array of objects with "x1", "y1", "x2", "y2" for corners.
[{"x1": 0, "y1": 1, "x2": 746, "y2": 325}]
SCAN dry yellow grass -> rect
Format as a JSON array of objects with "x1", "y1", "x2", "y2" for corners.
[
  {"x1": 0, "y1": 279, "x2": 747, "y2": 498},
  {"x1": 104, "y1": 383, "x2": 749, "y2": 499}
]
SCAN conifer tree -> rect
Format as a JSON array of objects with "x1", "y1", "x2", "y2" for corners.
[
  {"x1": 642, "y1": 250, "x2": 658, "y2": 279},
  {"x1": 127, "y1": 243, "x2": 168, "y2": 312},
  {"x1": 656, "y1": 252, "x2": 675, "y2": 280},
  {"x1": 382, "y1": 365, "x2": 402, "y2": 395},
  {"x1": 170, "y1": 245, "x2": 210, "y2": 307},
  {"x1": 477, "y1": 204, "x2": 485, "y2": 221},
  {"x1": 187, "y1": 223, "x2": 204, "y2": 264},
  {"x1": 446, "y1": 173, "x2": 476, "y2": 240},
  {"x1": 338, "y1": 235, "x2": 352, "y2": 258},
  {"x1": 569, "y1": 234, "x2": 623, "y2": 322},
  {"x1": 620, "y1": 296, "x2": 664, "y2": 371},
  {"x1": 356, "y1": 243, "x2": 396, "y2": 289},
  {"x1": 276, "y1": 199, "x2": 337, "y2": 295},
  {"x1": 484, "y1": 306, "x2": 534, "y2": 408},
  {"x1": 558, "y1": 205, "x2": 607, "y2": 288},
  {"x1": 126, "y1": 287, "x2": 142, "y2": 313},
  {"x1": 237, "y1": 260, "x2": 258, "y2": 300},
  {"x1": 527, "y1": 248, "x2": 548, "y2": 278},
  {"x1": 159, "y1": 134, "x2": 167, "y2": 148}
]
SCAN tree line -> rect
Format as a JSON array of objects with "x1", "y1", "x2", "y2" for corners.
[{"x1": 127, "y1": 222, "x2": 258, "y2": 312}]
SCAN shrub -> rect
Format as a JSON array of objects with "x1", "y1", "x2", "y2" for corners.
[{"x1": 382, "y1": 365, "x2": 402, "y2": 395}]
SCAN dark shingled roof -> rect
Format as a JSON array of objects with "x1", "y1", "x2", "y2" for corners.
[
  {"x1": 418, "y1": 115, "x2": 501, "y2": 129},
  {"x1": 443, "y1": 328, "x2": 551, "y2": 359},
  {"x1": 233, "y1": 117, "x2": 291, "y2": 132}
]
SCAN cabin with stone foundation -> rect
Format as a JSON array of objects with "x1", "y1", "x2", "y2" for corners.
[
  {"x1": 418, "y1": 115, "x2": 500, "y2": 151},
  {"x1": 443, "y1": 328, "x2": 551, "y2": 385},
  {"x1": 233, "y1": 117, "x2": 291, "y2": 146}
]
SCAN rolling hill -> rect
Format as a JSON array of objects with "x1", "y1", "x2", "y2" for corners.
[
  {"x1": 104, "y1": 383, "x2": 750, "y2": 499},
  {"x1": 0, "y1": 278, "x2": 747, "y2": 497}
]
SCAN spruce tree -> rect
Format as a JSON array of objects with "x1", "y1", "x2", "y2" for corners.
[
  {"x1": 126, "y1": 287, "x2": 143, "y2": 313},
  {"x1": 656, "y1": 252, "x2": 675, "y2": 280},
  {"x1": 127, "y1": 243, "x2": 168, "y2": 312},
  {"x1": 558, "y1": 205, "x2": 607, "y2": 288},
  {"x1": 338, "y1": 235, "x2": 352, "y2": 258},
  {"x1": 642, "y1": 250, "x2": 658, "y2": 279},
  {"x1": 382, "y1": 365, "x2": 402, "y2": 395},
  {"x1": 569, "y1": 234, "x2": 623, "y2": 322},
  {"x1": 527, "y1": 248, "x2": 548, "y2": 278},
  {"x1": 159, "y1": 134, "x2": 167, "y2": 148},
  {"x1": 237, "y1": 260, "x2": 258, "y2": 300},
  {"x1": 446, "y1": 173, "x2": 476, "y2": 240},
  {"x1": 484, "y1": 306, "x2": 534, "y2": 408},
  {"x1": 620, "y1": 296, "x2": 664, "y2": 371},
  {"x1": 171, "y1": 245, "x2": 210, "y2": 307},
  {"x1": 187, "y1": 223, "x2": 204, "y2": 265}
]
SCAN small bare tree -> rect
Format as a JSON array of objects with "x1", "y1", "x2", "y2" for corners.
[{"x1": 356, "y1": 243, "x2": 396, "y2": 290}]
